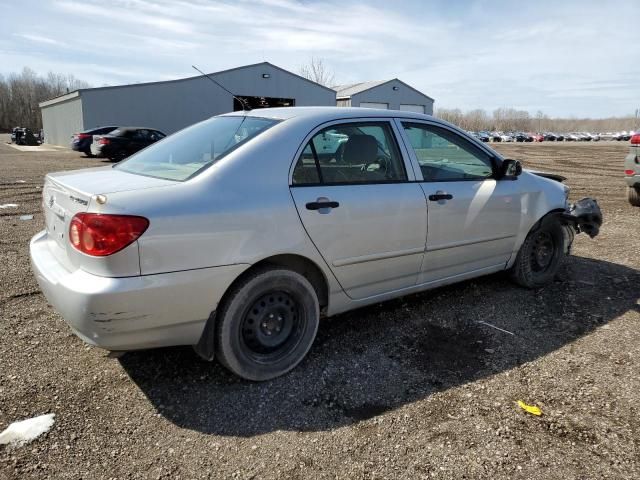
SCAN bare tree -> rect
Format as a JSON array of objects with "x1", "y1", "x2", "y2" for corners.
[
  {"x1": 0, "y1": 68, "x2": 92, "y2": 130},
  {"x1": 299, "y1": 57, "x2": 335, "y2": 87}
]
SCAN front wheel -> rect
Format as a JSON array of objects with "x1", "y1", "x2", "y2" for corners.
[
  {"x1": 215, "y1": 268, "x2": 319, "y2": 381},
  {"x1": 510, "y1": 217, "x2": 566, "y2": 288},
  {"x1": 628, "y1": 186, "x2": 640, "y2": 207}
]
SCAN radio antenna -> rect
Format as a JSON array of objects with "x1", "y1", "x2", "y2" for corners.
[{"x1": 192, "y1": 65, "x2": 251, "y2": 111}]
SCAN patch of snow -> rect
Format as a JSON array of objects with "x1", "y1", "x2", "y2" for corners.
[
  {"x1": 0, "y1": 414, "x2": 55, "y2": 447},
  {"x1": 0, "y1": 204, "x2": 18, "y2": 209}
]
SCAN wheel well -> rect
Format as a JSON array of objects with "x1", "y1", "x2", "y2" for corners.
[
  {"x1": 219, "y1": 254, "x2": 329, "y2": 314},
  {"x1": 252, "y1": 254, "x2": 329, "y2": 310}
]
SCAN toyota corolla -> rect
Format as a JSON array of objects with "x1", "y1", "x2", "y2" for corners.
[{"x1": 30, "y1": 107, "x2": 601, "y2": 381}]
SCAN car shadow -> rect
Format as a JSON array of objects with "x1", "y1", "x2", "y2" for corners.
[{"x1": 119, "y1": 255, "x2": 640, "y2": 437}]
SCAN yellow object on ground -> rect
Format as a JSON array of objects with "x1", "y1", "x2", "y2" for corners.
[{"x1": 517, "y1": 400, "x2": 542, "y2": 416}]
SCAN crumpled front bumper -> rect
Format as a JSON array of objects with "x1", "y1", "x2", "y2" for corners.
[{"x1": 561, "y1": 197, "x2": 602, "y2": 238}]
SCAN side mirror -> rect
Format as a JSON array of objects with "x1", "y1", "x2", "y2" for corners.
[{"x1": 500, "y1": 159, "x2": 522, "y2": 179}]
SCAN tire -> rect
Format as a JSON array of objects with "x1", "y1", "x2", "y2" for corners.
[
  {"x1": 629, "y1": 186, "x2": 640, "y2": 207},
  {"x1": 83, "y1": 150, "x2": 94, "y2": 158},
  {"x1": 510, "y1": 216, "x2": 566, "y2": 288},
  {"x1": 215, "y1": 268, "x2": 319, "y2": 381}
]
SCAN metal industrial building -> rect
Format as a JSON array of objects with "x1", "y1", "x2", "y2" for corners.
[
  {"x1": 334, "y1": 79, "x2": 434, "y2": 114},
  {"x1": 39, "y1": 62, "x2": 336, "y2": 146}
]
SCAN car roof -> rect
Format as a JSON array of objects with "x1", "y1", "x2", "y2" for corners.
[{"x1": 220, "y1": 106, "x2": 435, "y2": 123}]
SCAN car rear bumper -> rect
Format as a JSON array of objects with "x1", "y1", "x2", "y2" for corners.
[
  {"x1": 625, "y1": 175, "x2": 640, "y2": 187},
  {"x1": 30, "y1": 230, "x2": 248, "y2": 351}
]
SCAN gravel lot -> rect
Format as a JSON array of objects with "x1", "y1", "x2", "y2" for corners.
[{"x1": 1, "y1": 136, "x2": 639, "y2": 479}]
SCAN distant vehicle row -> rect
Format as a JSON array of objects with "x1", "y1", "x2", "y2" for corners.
[
  {"x1": 71, "y1": 126, "x2": 166, "y2": 161},
  {"x1": 468, "y1": 130, "x2": 637, "y2": 143}
]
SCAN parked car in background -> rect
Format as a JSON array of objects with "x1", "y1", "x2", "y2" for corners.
[
  {"x1": 531, "y1": 133, "x2": 544, "y2": 142},
  {"x1": 625, "y1": 132, "x2": 640, "y2": 206},
  {"x1": 543, "y1": 132, "x2": 557, "y2": 141},
  {"x1": 71, "y1": 126, "x2": 119, "y2": 156},
  {"x1": 90, "y1": 127, "x2": 166, "y2": 161},
  {"x1": 29, "y1": 107, "x2": 602, "y2": 381},
  {"x1": 620, "y1": 132, "x2": 632, "y2": 141},
  {"x1": 500, "y1": 132, "x2": 514, "y2": 142},
  {"x1": 490, "y1": 131, "x2": 502, "y2": 142},
  {"x1": 514, "y1": 132, "x2": 533, "y2": 142},
  {"x1": 600, "y1": 132, "x2": 619, "y2": 141},
  {"x1": 565, "y1": 133, "x2": 580, "y2": 141},
  {"x1": 477, "y1": 131, "x2": 490, "y2": 142},
  {"x1": 589, "y1": 133, "x2": 601, "y2": 142},
  {"x1": 11, "y1": 127, "x2": 20, "y2": 143}
]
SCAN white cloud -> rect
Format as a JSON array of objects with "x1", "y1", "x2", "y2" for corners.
[{"x1": 0, "y1": 0, "x2": 638, "y2": 117}]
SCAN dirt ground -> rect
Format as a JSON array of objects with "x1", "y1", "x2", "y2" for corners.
[{"x1": 0, "y1": 136, "x2": 639, "y2": 479}]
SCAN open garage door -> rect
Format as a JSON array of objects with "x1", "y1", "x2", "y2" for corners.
[
  {"x1": 400, "y1": 104, "x2": 425, "y2": 114},
  {"x1": 359, "y1": 102, "x2": 388, "y2": 109},
  {"x1": 234, "y1": 96, "x2": 295, "y2": 110}
]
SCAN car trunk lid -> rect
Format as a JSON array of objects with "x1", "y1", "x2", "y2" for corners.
[{"x1": 42, "y1": 167, "x2": 176, "y2": 269}]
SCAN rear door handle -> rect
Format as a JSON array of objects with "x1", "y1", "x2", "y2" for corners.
[
  {"x1": 306, "y1": 200, "x2": 340, "y2": 210},
  {"x1": 428, "y1": 193, "x2": 453, "y2": 201}
]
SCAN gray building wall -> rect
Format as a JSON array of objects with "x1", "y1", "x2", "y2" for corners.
[
  {"x1": 80, "y1": 63, "x2": 335, "y2": 137},
  {"x1": 348, "y1": 79, "x2": 434, "y2": 114},
  {"x1": 41, "y1": 93, "x2": 83, "y2": 146},
  {"x1": 41, "y1": 63, "x2": 336, "y2": 146}
]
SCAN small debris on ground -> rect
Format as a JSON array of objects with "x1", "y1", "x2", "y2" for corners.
[
  {"x1": 517, "y1": 400, "x2": 542, "y2": 416},
  {"x1": 0, "y1": 414, "x2": 55, "y2": 447}
]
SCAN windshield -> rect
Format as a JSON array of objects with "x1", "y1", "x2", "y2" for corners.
[{"x1": 115, "y1": 116, "x2": 279, "y2": 181}]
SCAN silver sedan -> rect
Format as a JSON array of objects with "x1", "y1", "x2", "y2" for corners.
[{"x1": 30, "y1": 107, "x2": 601, "y2": 380}]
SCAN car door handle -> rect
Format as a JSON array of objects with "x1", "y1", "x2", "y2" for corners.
[
  {"x1": 428, "y1": 193, "x2": 453, "y2": 201},
  {"x1": 306, "y1": 200, "x2": 339, "y2": 210}
]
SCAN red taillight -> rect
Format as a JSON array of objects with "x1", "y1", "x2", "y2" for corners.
[
  {"x1": 77, "y1": 133, "x2": 91, "y2": 140},
  {"x1": 631, "y1": 134, "x2": 640, "y2": 145},
  {"x1": 625, "y1": 169, "x2": 635, "y2": 176},
  {"x1": 69, "y1": 213, "x2": 149, "y2": 256},
  {"x1": 98, "y1": 137, "x2": 110, "y2": 145}
]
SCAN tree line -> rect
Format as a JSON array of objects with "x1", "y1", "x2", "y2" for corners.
[
  {"x1": 0, "y1": 67, "x2": 91, "y2": 132},
  {"x1": 435, "y1": 107, "x2": 639, "y2": 133}
]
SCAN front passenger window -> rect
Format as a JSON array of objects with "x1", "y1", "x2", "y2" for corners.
[{"x1": 402, "y1": 123, "x2": 494, "y2": 181}]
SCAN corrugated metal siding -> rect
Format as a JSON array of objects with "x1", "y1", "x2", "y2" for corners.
[
  {"x1": 350, "y1": 79, "x2": 433, "y2": 114},
  {"x1": 81, "y1": 63, "x2": 335, "y2": 136},
  {"x1": 41, "y1": 96, "x2": 83, "y2": 146}
]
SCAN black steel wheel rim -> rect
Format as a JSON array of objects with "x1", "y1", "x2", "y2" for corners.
[
  {"x1": 240, "y1": 291, "x2": 305, "y2": 362},
  {"x1": 530, "y1": 231, "x2": 555, "y2": 272}
]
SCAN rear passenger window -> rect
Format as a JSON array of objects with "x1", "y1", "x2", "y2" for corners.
[{"x1": 292, "y1": 122, "x2": 407, "y2": 185}]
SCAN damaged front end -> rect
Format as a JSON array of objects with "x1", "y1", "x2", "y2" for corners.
[{"x1": 561, "y1": 197, "x2": 602, "y2": 238}]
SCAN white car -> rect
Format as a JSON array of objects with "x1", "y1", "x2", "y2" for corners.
[{"x1": 30, "y1": 107, "x2": 601, "y2": 380}]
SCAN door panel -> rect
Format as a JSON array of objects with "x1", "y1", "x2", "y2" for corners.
[
  {"x1": 397, "y1": 120, "x2": 521, "y2": 284},
  {"x1": 291, "y1": 184, "x2": 427, "y2": 299},
  {"x1": 419, "y1": 179, "x2": 520, "y2": 283}
]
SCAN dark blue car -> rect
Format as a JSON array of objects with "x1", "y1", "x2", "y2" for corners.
[{"x1": 71, "y1": 126, "x2": 118, "y2": 156}]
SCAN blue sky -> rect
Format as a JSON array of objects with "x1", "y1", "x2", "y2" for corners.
[{"x1": 1, "y1": 0, "x2": 638, "y2": 117}]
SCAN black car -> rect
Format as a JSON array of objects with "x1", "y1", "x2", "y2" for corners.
[
  {"x1": 543, "y1": 132, "x2": 557, "y2": 141},
  {"x1": 71, "y1": 126, "x2": 119, "y2": 156},
  {"x1": 90, "y1": 127, "x2": 166, "y2": 160},
  {"x1": 477, "y1": 131, "x2": 491, "y2": 142},
  {"x1": 514, "y1": 132, "x2": 532, "y2": 142}
]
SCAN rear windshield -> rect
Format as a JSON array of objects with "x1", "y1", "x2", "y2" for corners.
[{"x1": 115, "y1": 116, "x2": 278, "y2": 181}]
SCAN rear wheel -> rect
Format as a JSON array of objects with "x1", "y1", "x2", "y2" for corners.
[
  {"x1": 215, "y1": 268, "x2": 319, "y2": 381},
  {"x1": 510, "y1": 217, "x2": 566, "y2": 288},
  {"x1": 628, "y1": 186, "x2": 640, "y2": 207}
]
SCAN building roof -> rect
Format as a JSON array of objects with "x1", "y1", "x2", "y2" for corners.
[
  {"x1": 332, "y1": 80, "x2": 391, "y2": 98},
  {"x1": 39, "y1": 62, "x2": 335, "y2": 108},
  {"x1": 333, "y1": 78, "x2": 434, "y2": 102}
]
